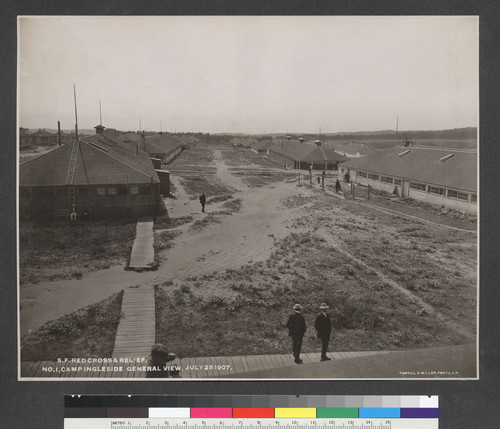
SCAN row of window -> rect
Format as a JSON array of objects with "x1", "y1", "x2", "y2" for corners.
[
  {"x1": 20, "y1": 185, "x2": 154, "y2": 198},
  {"x1": 358, "y1": 171, "x2": 402, "y2": 186},
  {"x1": 356, "y1": 171, "x2": 477, "y2": 203}
]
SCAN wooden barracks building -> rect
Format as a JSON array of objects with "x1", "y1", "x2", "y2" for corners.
[
  {"x1": 339, "y1": 146, "x2": 477, "y2": 213},
  {"x1": 19, "y1": 127, "x2": 164, "y2": 219}
]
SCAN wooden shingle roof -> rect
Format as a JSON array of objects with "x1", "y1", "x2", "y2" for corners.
[
  {"x1": 19, "y1": 136, "x2": 159, "y2": 187},
  {"x1": 268, "y1": 140, "x2": 316, "y2": 161},
  {"x1": 250, "y1": 140, "x2": 273, "y2": 151},
  {"x1": 144, "y1": 134, "x2": 184, "y2": 154},
  {"x1": 342, "y1": 146, "x2": 477, "y2": 192},
  {"x1": 299, "y1": 146, "x2": 348, "y2": 163}
]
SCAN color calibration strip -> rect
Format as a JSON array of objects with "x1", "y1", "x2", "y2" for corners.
[
  {"x1": 65, "y1": 395, "x2": 438, "y2": 418},
  {"x1": 68, "y1": 406, "x2": 438, "y2": 419}
]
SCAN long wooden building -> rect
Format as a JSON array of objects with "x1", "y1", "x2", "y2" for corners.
[
  {"x1": 19, "y1": 131, "x2": 162, "y2": 220},
  {"x1": 339, "y1": 146, "x2": 477, "y2": 213},
  {"x1": 267, "y1": 139, "x2": 347, "y2": 170}
]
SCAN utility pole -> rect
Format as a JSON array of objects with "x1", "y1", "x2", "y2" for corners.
[{"x1": 73, "y1": 83, "x2": 79, "y2": 140}]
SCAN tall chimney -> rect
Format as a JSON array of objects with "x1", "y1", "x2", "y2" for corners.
[{"x1": 57, "y1": 121, "x2": 61, "y2": 146}]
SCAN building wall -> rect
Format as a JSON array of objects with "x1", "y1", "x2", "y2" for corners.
[
  {"x1": 302, "y1": 161, "x2": 340, "y2": 171},
  {"x1": 164, "y1": 146, "x2": 183, "y2": 164},
  {"x1": 156, "y1": 170, "x2": 170, "y2": 196},
  {"x1": 19, "y1": 183, "x2": 161, "y2": 219},
  {"x1": 347, "y1": 169, "x2": 477, "y2": 213},
  {"x1": 20, "y1": 135, "x2": 31, "y2": 149}
]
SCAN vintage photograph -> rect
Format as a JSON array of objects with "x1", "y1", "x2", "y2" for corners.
[{"x1": 18, "y1": 16, "x2": 478, "y2": 379}]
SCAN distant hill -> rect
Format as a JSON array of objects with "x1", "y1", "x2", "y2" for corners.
[
  {"x1": 278, "y1": 127, "x2": 477, "y2": 142},
  {"x1": 23, "y1": 126, "x2": 477, "y2": 142}
]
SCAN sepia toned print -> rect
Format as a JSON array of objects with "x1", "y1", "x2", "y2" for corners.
[{"x1": 17, "y1": 16, "x2": 478, "y2": 380}]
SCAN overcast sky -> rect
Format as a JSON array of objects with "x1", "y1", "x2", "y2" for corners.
[{"x1": 18, "y1": 16, "x2": 478, "y2": 134}]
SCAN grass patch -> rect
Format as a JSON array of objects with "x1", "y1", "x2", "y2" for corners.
[
  {"x1": 189, "y1": 214, "x2": 222, "y2": 232},
  {"x1": 21, "y1": 291, "x2": 123, "y2": 361},
  {"x1": 154, "y1": 230, "x2": 182, "y2": 251},
  {"x1": 19, "y1": 221, "x2": 135, "y2": 284},
  {"x1": 167, "y1": 145, "x2": 235, "y2": 198},
  {"x1": 155, "y1": 232, "x2": 471, "y2": 358}
]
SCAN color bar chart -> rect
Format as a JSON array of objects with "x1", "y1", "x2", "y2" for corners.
[{"x1": 64, "y1": 395, "x2": 438, "y2": 429}]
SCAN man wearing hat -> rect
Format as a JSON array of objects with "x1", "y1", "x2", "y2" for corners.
[
  {"x1": 314, "y1": 303, "x2": 332, "y2": 361},
  {"x1": 286, "y1": 303, "x2": 307, "y2": 364}
]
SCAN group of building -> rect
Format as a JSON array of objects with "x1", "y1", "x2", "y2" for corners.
[
  {"x1": 19, "y1": 125, "x2": 193, "y2": 220},
  {"x1": 234, "y1": 136, "x2": 477, "y2": 214},
  {"x1": 19, "y1": 129, "x2": 478, "y2": 220}
]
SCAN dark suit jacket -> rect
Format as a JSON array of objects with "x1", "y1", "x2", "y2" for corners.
[
  {"x1": 286, "y1": 312, "x2": 306, "y2": 337},
  {"x1": 314, "y1": 312, "x2": 331, "y2": 338}
]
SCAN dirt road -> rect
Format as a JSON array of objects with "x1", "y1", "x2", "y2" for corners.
[
  {"x1": 21, "y1": 144, "x2": 477, "y2": 356},
  {"x1": 20, "y1": 148, "x2": 297, "y2": 334}
]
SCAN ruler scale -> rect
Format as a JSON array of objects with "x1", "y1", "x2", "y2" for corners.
[{"x1": 64, "y1": 396, "x2": 438, "y2": 429}]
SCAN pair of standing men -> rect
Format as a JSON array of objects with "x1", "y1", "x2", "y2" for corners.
[{"x1": 286, "y1": 303, "x2": 332, "y2": 364}]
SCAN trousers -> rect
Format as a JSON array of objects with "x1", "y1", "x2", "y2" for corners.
[{"x1": 292, "y1": 335, "x2": 304, "y2": 360}]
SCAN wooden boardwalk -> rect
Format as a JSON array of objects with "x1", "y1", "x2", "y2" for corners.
[
  {"x1": 20, "y1": 350, "x2": 391, "y2": 378},
  {"x1": 128, "y1": 218, "x2": 155, "y2": 269},
  {"x1": 111, "y1": 285, "x2": 156, "y2": 364}
]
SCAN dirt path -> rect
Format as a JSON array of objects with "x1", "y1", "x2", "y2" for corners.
[
  {"x1": 153, "y1": 150, "x2": 296, "y2": 279},
  {"x1": 316, "y1": 227, "x2": 475, "y2": 341},
  {"x1": 360, "y1": 203, "x2": 477, "y2": 233},
  {"x1": 20, "y1": 148, "x2": 298, "y2": 334}
]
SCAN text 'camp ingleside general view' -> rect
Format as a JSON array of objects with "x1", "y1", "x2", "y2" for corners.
[{"x1": 17, "y1": 16, "x2": 478, "y2": 380}]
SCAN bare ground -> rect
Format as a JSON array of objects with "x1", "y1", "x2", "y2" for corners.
[{"x1": 19, "y1": 141, "x2": 477, "y2": 361}]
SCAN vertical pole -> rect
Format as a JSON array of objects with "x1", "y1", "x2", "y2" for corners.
[
  {"x1": 57, "y1": 121, "x2": 61, "y2": 146},
  {"x1": 322, "y1": 171, "x2": 325, "y2": 190},
  {"x1": 73, "y1": 83, "x2": 79, "y2": 140}
]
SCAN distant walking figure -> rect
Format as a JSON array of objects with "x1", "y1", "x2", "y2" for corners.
[
  {"x1": 335, "y1": 179, "x2": 341, "y2": 194},
  {"x1": 199, "y1": 193, "x2": 206, "y2": 213},
  {"x1": 317, "y1": 176, "x2": 321, "y2": 185},
  {"x1": 314, "y1": 303, "x2": 332, "y2": 361},
  {"x1": 286, "y1": 303, "x2": 307, "y2": 364}
]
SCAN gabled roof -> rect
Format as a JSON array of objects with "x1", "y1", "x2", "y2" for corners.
[
  {"x1": 30, "y1": 129, "x2": 55, "y2": 137},
  {"x1": 231, "y1": 137, "x2": 258, "y2": 148},
  {"x1": 342, "y1": 146, "x2": 477, "y2": 192},
  {"x1": 20, "y1": 136, "x2": 159, "y2": 187},
  {"x1": 101, "y1": 128, "x2": 125, "y2": 139},
  {"x1": 250, "y1": 140, "x2": 273, "y2": 151},
  {"x1": 144, "y1": 134, "x2": 184, "y2": 154},
  {"x1": 119, "y1": 132, "x2": 142, "y2": 143},
  {"x1": 299, "y1": 146, "x2": 348, "y2": 163},
  {"x1": 268, "y1": 140, "x2": 316, "y2": 160}
]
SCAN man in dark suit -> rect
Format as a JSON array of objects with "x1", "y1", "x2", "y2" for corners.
[
  {"x1": 286, "y1": 303, "x2": 307, "y2": 364},
  {"x1": 199, "y1": 193, "x2": 206, "y2": 212},
  {"x1": 314, "y1": 302, "x2": 332, "y2": 361}
]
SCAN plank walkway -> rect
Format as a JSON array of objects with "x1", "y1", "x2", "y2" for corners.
[
  {"x1": 111, "y1": 285, "x2": 156, "y2": 366},
  {"x1": 20, "y1": 350, "x2": 391, "y2": 378},
  {"x1": 128, "y1": 218, "x2": 155, "y2": 269}
]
